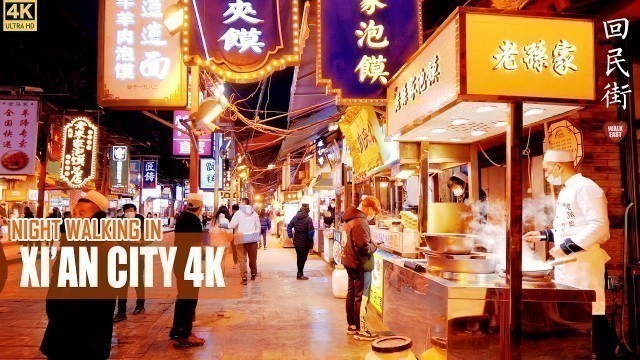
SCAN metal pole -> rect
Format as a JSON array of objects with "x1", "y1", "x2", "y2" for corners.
[
  {"x1": 190, "y1": 66, "x2": 200, "y2": 192},
  {"x1": 503, "y1": 101, "x2": 523, "y2": 360}
]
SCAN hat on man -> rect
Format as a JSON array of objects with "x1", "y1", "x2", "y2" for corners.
[
  {"x1": 301, "y1": 203, "x2": 310, "y2": 211},
  {"x1": 452, "y1": 171, "x2": 468, "y2": 184},
  {"x1": 82, "y1": 190, "x2": 110, "y2": 212},
  {"x1": 186, "y1": 193, "x2": 204, "y2": 209},
  {"x1": 543, "y1": 149, "x2": 575, "y2": 163}
]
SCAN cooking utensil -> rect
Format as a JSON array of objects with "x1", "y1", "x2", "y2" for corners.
[
  {"x1": 421, "y1": 233, "x2": 478, "y2": 255},
  {"x1": 521, "y1": 257, "x2": 578, "y2": 276}
]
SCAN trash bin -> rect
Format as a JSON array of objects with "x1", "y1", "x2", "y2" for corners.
[{"x1": 365, "y1": 336, "x2": 417, "y2": 360}]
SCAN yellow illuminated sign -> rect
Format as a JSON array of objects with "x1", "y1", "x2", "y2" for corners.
[
  {"x1": 339, "y1": 106, "x2": 383, "y2": 175},
  {"x1": 465, "y1": 13, "x2": 595, "y2": 101}
]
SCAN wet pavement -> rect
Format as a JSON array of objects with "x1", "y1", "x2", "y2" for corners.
[{"x1": 0, "y1": 233, "x2": 386, "y2": 359}]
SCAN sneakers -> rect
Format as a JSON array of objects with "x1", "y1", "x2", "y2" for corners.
[
  {"x1": 113, "y1": 312, "x2": 127, "y2": 323},
  {"x1": 346, "y1": 325, "x2": 357, "y2": 335},
  {"x1": 354, "y1": 330, "x2": 379, "y2": 341},
  {"x1": 297, "y1": 273, "x2": 309, "y2": 280},
  {"x1": 242, "y1": 278, "x2": 248, "y2": 285},
  {"x1": 174, "y1": 333, "x2": 205, "y2": 348},
  {"x1": 132, "y1": 307, "x2": 145, "y2": 315}
]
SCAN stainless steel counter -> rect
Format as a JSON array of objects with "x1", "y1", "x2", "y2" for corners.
[{"x1": 383, "y1": 258, "x2": 596, "y2": 359}]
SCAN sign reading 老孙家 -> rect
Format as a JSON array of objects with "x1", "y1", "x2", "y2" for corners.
[
  {"x1": 172, "y1": 110, "x2": 212, "y2": 157},
  {"x1": 0, "y1": 100, "x2": 38, "y2": 175},
  {"x1": 317, "y1": 0, "x2": 421, "y2": 105},
  {"x1": 142, "y1": 159, "x2": 157, "y2": 189},
  {"x1": 200, "y1": 158, "x2": 216, "y2": 190},
  {"x1": 3, "y1": 0, "x2": 36, "y2": 31},
  {"x1": 546, "y1": 119, "x2": 583, "y2": 167},
  {"x1": 60, "y1": 116, "x2": 98, "y2": 189},
  {"x1": 185, "y1": 0, "x2": 301, "y2": 83},
  {"x1": 339, "y1": 106, "x2": 382, "y2": 175},
  {"x1": 98, "y1": 0, "x2": 187, "y2": 108},
  {"x1": 465, "y1": 13, "x2": 595, "y2": 100},
  {"x1": 110, "y1": 145, "x2": 130, "y2": 189}
]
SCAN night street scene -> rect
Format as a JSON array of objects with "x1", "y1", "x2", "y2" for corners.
[{"x1": 2, "y1": 0, "x2": 640, "y2": 359}]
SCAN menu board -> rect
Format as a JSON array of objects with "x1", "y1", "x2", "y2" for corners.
[{"x1": 0, "y1": 100, "x2": 39, "y2": 175}]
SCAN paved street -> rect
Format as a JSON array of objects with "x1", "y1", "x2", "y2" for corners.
[{"x1": 0, "y1": 233, "x2": 386, "y2": 359}]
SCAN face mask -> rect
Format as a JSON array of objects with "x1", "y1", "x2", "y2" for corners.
[
  {"x1": 452, "y1": 187, "x2": 464, "y2": 197},
  {"x1": 546, "y1": 165, "x2": 562, "y2": 186},
  {"x1": 124, "y1": 212, "x2": 135, "y2": 219}
]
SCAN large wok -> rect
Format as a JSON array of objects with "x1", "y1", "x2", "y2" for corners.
[{"x1": 421, "y1": 233, "x2": 479, "y2": 255}]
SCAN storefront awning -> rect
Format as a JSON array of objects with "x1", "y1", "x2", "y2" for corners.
[{"x1": 277, "y1": 106, "x2": 340, "y2": 159}]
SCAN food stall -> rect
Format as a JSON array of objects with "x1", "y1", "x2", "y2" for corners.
[{"x1": 380, "y1": 7, "x2": 598, "y2": 358}]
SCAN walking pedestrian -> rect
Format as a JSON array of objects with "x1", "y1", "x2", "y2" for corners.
[
  {"x1": 113, "y1": 204, "x2": 146, "y2": 323},
  {"x1": 41, "y1": 190, "x2": 117, "y2": 359},
  {"x1": 341, "y1": 196, "x2": 382, "y2": 341},
  {"x1": 23, "y1": 206, "x2": 34, "y2": 219},
  {"x1": 259, "y1": 209, "x2": 271, "y2": 249},
  {"x1": 47, "y1": 207, "x2": 62, "y2": 219},
  {"x1": 209, "y1": 205, "x2": 233, "y2": 258},
  {"x1": 170, "y1": 193, "x2": 206, "y2": 347},
  {"x1": 221, "y1": 198, "x2": 260, "y2": 284},
  {"x1": 286, "y1": 203, "x2": 314, "y2": 280}
]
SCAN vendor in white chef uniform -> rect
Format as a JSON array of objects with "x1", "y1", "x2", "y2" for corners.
[{"x1": 524, "y1": 149, "x2": 611, "y2": 359}]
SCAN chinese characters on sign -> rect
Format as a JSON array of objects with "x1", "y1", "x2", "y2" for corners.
[
  {"x1": 186, "y1": 0, "x2": 300, "y2": 83},
  {"x1": 315, "y1": 137, "x2": 327, "y2": 168},
  {"x1": 0, "y1": 100, "x2": 38, "y2": 175},
  {"x1": 60, "y1": 116, "x2": 98, "y2": 188},
  {"x1": 493, "y1": 39, "x2": 577, "y2": 76},
  {"x1": 339, "y1": 106, "x2": 382, "y2": 174},
  {"x1": 394, "y1": 55, "x2": 440, "y2": 113},
  {"x1": 200, "y1": 158, "x2": 217, "y2": 190},
  {"x1": 318, "y1": 0, "x2": 420, "y2": 104},
  {"x1": 110, "y1": 145, "x2": 130, "y2": 190},
  {"x1": 142, "y1": 159, "x2": 158, "y2": 189},
  {"x1": 130, "y1": 159, "x2": 141, "y2": 193},
  {"x1": 601, "y1": 18, "x2": 632, "y2": 111},
  {"x1": 99, "y1": 0, "x2": 187, "y2": 107},
  {"x1": 172, "y1": 110, "x2": 212, "y2": 156}
]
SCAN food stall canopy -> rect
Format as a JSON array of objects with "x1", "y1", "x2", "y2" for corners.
[
  {"x1": 312, "y1": 172, "x2": 333, "y2": 190},
  {"x1": 386, "y1": 7, "x2": 595, "y2": 143},
  {"x1": 277, "y1": 105, "x2": 340, "y2": 159}
]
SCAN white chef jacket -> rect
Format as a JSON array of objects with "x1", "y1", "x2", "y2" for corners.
[{"x1": 545, "y1": 173, "x2": 611, "y2": 315}]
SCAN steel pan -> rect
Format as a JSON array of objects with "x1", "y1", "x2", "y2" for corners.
[{"x1": 421, "y1": 233, "x2": 478, "y2": 254}]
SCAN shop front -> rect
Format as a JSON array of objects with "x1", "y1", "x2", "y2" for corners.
[{"x1": 377, "y1": 7, "x2": 608, "y2": 358}]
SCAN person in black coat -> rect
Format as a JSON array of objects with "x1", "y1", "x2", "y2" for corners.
[
  {"x1": 286, "y1": 203, "x2": 315, "y2": 280},
  {"x1": 170, "y1": 193, "x2": 206, "y2": 347},
  {"x1": 40, "y1": 191, "x2": 116, "y2": 360}
]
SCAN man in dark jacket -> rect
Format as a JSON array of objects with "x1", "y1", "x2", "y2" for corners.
[
  {"x1": 41, "y1": 190, "x2": 116, "y2": 360},
  {"x1": 287, "y1": 203, "x2": 314, "y2": 280},
  {"x1": 170, "y1": 193, "x2": 206, "y2": 347},
  {"x1": 341, "y1": 196, "x2": 382, "y2": 341}
]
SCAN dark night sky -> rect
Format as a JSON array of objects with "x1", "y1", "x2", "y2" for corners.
[{"x1": 0, "y1": 0, "x2": 294, "y2": 183}]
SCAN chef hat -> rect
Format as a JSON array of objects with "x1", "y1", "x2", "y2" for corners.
[
  {"x1": 452, "y1": 171, "x2": 468, "y2": 184},
  {"x1": 543, "y1": 149, "x2": 574, "y2": 163},
  {"x1": 82, "y1": 190, "x2": 110, "y2": 212},
  {"x1": 186, "y1": 193, "x2": 204, "y2": 208}
]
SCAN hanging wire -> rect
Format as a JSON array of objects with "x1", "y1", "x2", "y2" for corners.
[{"x1": 478, "y1": 142, "x2": 506, "y2": 167}]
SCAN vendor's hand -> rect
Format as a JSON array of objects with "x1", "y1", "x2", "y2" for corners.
[
  {"x1": 523, "y1": 231, "x2": 542, "y2": 249},
  {"x1": 549, "y1": 245, "x2": 567, "y2": 259}
]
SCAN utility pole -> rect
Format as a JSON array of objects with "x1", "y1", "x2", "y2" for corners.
[{"x1": 189, "y1": 66, "x2": 200, "y2": 193}]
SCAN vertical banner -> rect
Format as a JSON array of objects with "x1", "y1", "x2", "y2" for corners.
[
  {"x1": 98, "y1": 0, "x2": 187, "y2": 108},
  {"x1": 110, "y1": 145, "x2": 130, "y2": 189},
  {"x1": 317, "y1": 0, "x2": 421, "y2": 104},
  {"x1": 60, "y1": 116, "x2": 98, "y2": 189},
  {"x1": 0, "y1": 100, "x2": 39, "y2": 175},
  {"x1": 129, "y1": 159, "x2": 141, "y2": 192},
  {"x1": 200, "y1": 158, "x2": 216, "y2": 190},
  {"x1": 172, "y1": 110, "x2": 212, "y2": 156},
  {"x1": 142, "y1": 159, "x2": 158, "y2": 189}
]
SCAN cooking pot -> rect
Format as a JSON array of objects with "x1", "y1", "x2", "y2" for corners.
[{"x1": 421, "y1": 233, "x2": 478, "y2": 255}]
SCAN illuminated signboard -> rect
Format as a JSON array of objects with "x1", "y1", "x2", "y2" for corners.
[
  {"x1": 60, "y1": 116, "x2": 98, "y2": 189},
  {"x1": 172, "y1": 110, "x2": 212, "y2": 156},
  {"x1": 317, "y1": 0, "x2": 421, "y2": 105},
  {"x1": 98, "y1": 0, "x2": 187, "y2": 108},
  {"x1": 0, "y1": 100, "x2": 39, "y2": 175},
  {"x1": 184, "y1": 0, "x2": 301, "y2": 83},
  {"x1": 339, "y1": 106, "x2": 382, "y2": 175},
  {"x1": 142, "y1": 159, "x2": 158, "y2": 189},
  {"x1": 200, "y1": 158, "x2": 216, "y2": 190},
  {"x1": 110, "y1": 145, "x2": 130, "y2": 189},
  {"x1": 315, "y1": 137, "x2": 327, "y2": 168}
]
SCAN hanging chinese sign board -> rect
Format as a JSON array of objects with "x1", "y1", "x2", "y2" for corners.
[
  {"x1": 315, "y1": 137, "x2": 327, "y2": 168},
  {"x1": 200, "y1": 158, "x2": 217, "y2": 190},
  {"x1": 387, "y1": 8, "x2": 596, "y2": 140},
  {"x1": 172, "y1": 110, "x2": 212, "y2": 157},
  {"x1": 317, "y1": 0, "x2": 421, "y2": 105},
  {"x1": 339, "y1": 106, "x2": 382, "y2": 175},
  {"x1": 130, "y1": 159, "x2": 141, "y2": 193},
  {"x1": 110, "y1": 145, "x2": 130, "y2": 190},
  {"x1": 546, "y1": 119, "x2": 583, "y2": 167},
  {"x1": 142, "y1": 159, "x2": 158, "y2": 189},
  {"x1": 97, "y1": 0, "x2": 188, "y2": 108},
  {"x1": 60, "y1": 116, "x2": 98, "y2": 189},
  {"x1": 0, "y1": 100, "x2": 38, "y2": 175},
  {"x1": 184, "y1": 0, "x2": 302, "y2": 83}
]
